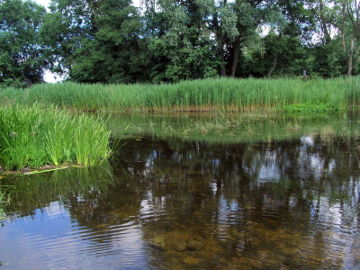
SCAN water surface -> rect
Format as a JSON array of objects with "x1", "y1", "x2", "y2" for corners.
[{"x1": 1, "y1": 113, "x2": 360, "y2": 269}]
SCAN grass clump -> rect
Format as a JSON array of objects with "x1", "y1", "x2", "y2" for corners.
[
  {"x1": 1, "y1": 77, "x2": 358, "y2": 112},
  {"x1": 0, "y1": 105, "x2": 110, "y2": 171},
  {"x1": 284, "y1": 103, "x2": 339, "y2": 113}
]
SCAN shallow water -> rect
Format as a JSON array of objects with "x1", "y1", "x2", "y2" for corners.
[{"x1": 1, "y1": 113, "x2": 360, "y2": 269}]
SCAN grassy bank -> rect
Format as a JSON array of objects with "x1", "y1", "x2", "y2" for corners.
[
  {"x1": 0, "y1": 105, "x2": 110, "y2": 171},
  {"x1": 1, "y1": 77, "x2": 359, "y2": 112}
]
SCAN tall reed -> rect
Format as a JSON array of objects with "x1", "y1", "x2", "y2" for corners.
[
  {"x1": 1, "y1": 77, "x2": 359, "y2": 112},
  {"x1": 0, "y1": 105, "x2": 110, "y2": 171}
]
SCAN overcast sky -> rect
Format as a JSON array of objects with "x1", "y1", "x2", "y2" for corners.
[{"x1": 34, "y1": 0, "x2": 50, "y2": 8}]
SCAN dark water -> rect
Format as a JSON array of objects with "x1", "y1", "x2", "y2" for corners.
[{"x1": 1, "y1": 114, "x2": 360, "y2": 269}]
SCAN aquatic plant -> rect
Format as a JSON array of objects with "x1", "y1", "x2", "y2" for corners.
[
  {"x1": 106, "y1": 112, "x2": 356, "y2": 144},
  {"x1": 1, "y1": 77, "x2": 358, "y2": 112},
  {"x1": 0, "y1": 105, "x2": 111, "y2": 171},
  {"x1": 0, "y1": 190, "x2": 8, "y2": 220},
  {"x1": 284, "y1": 104, "x2": 339, "y2": 113}
]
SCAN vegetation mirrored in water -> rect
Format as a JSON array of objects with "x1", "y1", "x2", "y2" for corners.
[
  {"x1": 106, "y1": 111, "x2": 360, "y2": 144},
  {"x1": 0, "y1": 113, "x2": 360, "y2": 269}
]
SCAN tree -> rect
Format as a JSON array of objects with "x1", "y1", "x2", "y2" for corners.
[
  {"x1": 0, "y1": 0, "x2": 47, "y2": 87},
  {"x1": 143, "y1": 0, "x2": 219, "y2": 82},
  {"x1": 340, "y1": 0, "x2": 360, "y2": 75},
  {"x1": 44, "y1": 0, "x2": 148, "y2": 83}
]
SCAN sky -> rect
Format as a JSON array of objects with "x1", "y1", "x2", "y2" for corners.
[{"x1": 34, "y1": 0, "x2": 50, "y2": 9}]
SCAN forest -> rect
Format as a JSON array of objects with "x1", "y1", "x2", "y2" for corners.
[{"x1": 1, "y1": 0, "x2": 359, "y2": 87}]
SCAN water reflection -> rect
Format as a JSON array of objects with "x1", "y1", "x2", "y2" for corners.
[{"x1": 1, "y1": 128, "x2": 360, "y2": 269}]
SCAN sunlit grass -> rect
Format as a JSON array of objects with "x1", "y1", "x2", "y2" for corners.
[
  {"x1": 1, "y1": 77, "x2": 359, "y2": 112},
  {"x1": 0, "y1": 105, "x2": 111, "y2": 171}
]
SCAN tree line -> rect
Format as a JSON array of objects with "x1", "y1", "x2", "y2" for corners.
[{"x1": 1, "y1": 0, "x2": 360, "y2": 86}]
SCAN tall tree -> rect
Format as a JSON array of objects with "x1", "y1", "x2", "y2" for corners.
[
  {"x1": 144, "y1": 0, "x2": 219, "y2": 82},
  {"x1": 341, "y1": 0, "x2": 360, "y2": 75},
  {"x1": 0, "y1": 0, "x2": 47, "y2": 87},
  {"x1": 229, "y1": 0, "x2": 278, "y2": 77},
  {"x1": 44, "y1": 0, "x2": 148, "y2": 83}
]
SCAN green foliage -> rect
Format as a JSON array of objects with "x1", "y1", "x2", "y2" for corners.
[
  {"x1": 0, "y1": 105, "x2": 110, "y2": 171},
  {"x1": 284, "y1": 103, "x2": 339, "y2": 113},
  {"x1": 43, "y1": 0, "x2": 149, "y2": 83},
  {"x1": 0, "y1": 0, "x2": 48, "y2": 87},
  {"x1": 0, "y1": 0, "x2": 359, "y2": 83}
]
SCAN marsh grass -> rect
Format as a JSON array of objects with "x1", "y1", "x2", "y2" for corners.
[
  {"x1": 1, "y1": 77, "x2": 359, "y2": 112},
  {"x1": 0, "y1": 105, "x2": 111, "y2": 171}
]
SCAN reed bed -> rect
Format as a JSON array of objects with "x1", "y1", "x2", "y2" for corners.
[
  {"x1": 0, "y1": 105, "x2": 110, "y2": 171},
  {"x1": 1, "y1": 77, "x2": 359, "y2": 112}
]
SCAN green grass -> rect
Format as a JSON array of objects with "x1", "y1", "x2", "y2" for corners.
[
  {"x1": 0, "y1": 77, "x2": 358, "y2": 171},
  {"x1": 284, "y1": 103, "x2": 339, "y2": 113},
  {"x1": 1, "y1": 77, "x2": 359, "y2": 112},
  {"x1": 0, "y1": 105, "x2": 111, "y2": 171}
]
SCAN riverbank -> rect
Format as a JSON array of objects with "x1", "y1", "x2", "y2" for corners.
[{"x1": 1, "y1": 77, "x2": 359, "y2": 112}]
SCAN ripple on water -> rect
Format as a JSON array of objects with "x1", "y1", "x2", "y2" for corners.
[{"x1": 1, "y1": 132, "x2": 360, "y2": 270}]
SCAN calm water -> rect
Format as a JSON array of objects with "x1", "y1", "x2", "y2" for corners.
[{"x1": 1, "y1": 113, "x2": 360, "y2": 269}]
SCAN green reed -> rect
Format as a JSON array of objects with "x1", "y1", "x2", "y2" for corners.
[
  {"x1": 1, "y1": 77, "x2": 359, "y2": 112},
  {"x1": 0, "y1": 105, "x2": 111, "y2": 171}
]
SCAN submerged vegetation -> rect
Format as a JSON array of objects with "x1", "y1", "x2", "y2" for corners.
[
  {"x1": 106, "y1": 112, "x2": 357, "y2": 144},
  {"x1": 0, "y1": 190, "x2": 7, "y2": 219},
  {"x1": 1, "y1": 77, "x2": 360, "y2": 112},
  {"x1": 0, "y1": 105, "x2": 110, "y2": 171}
]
